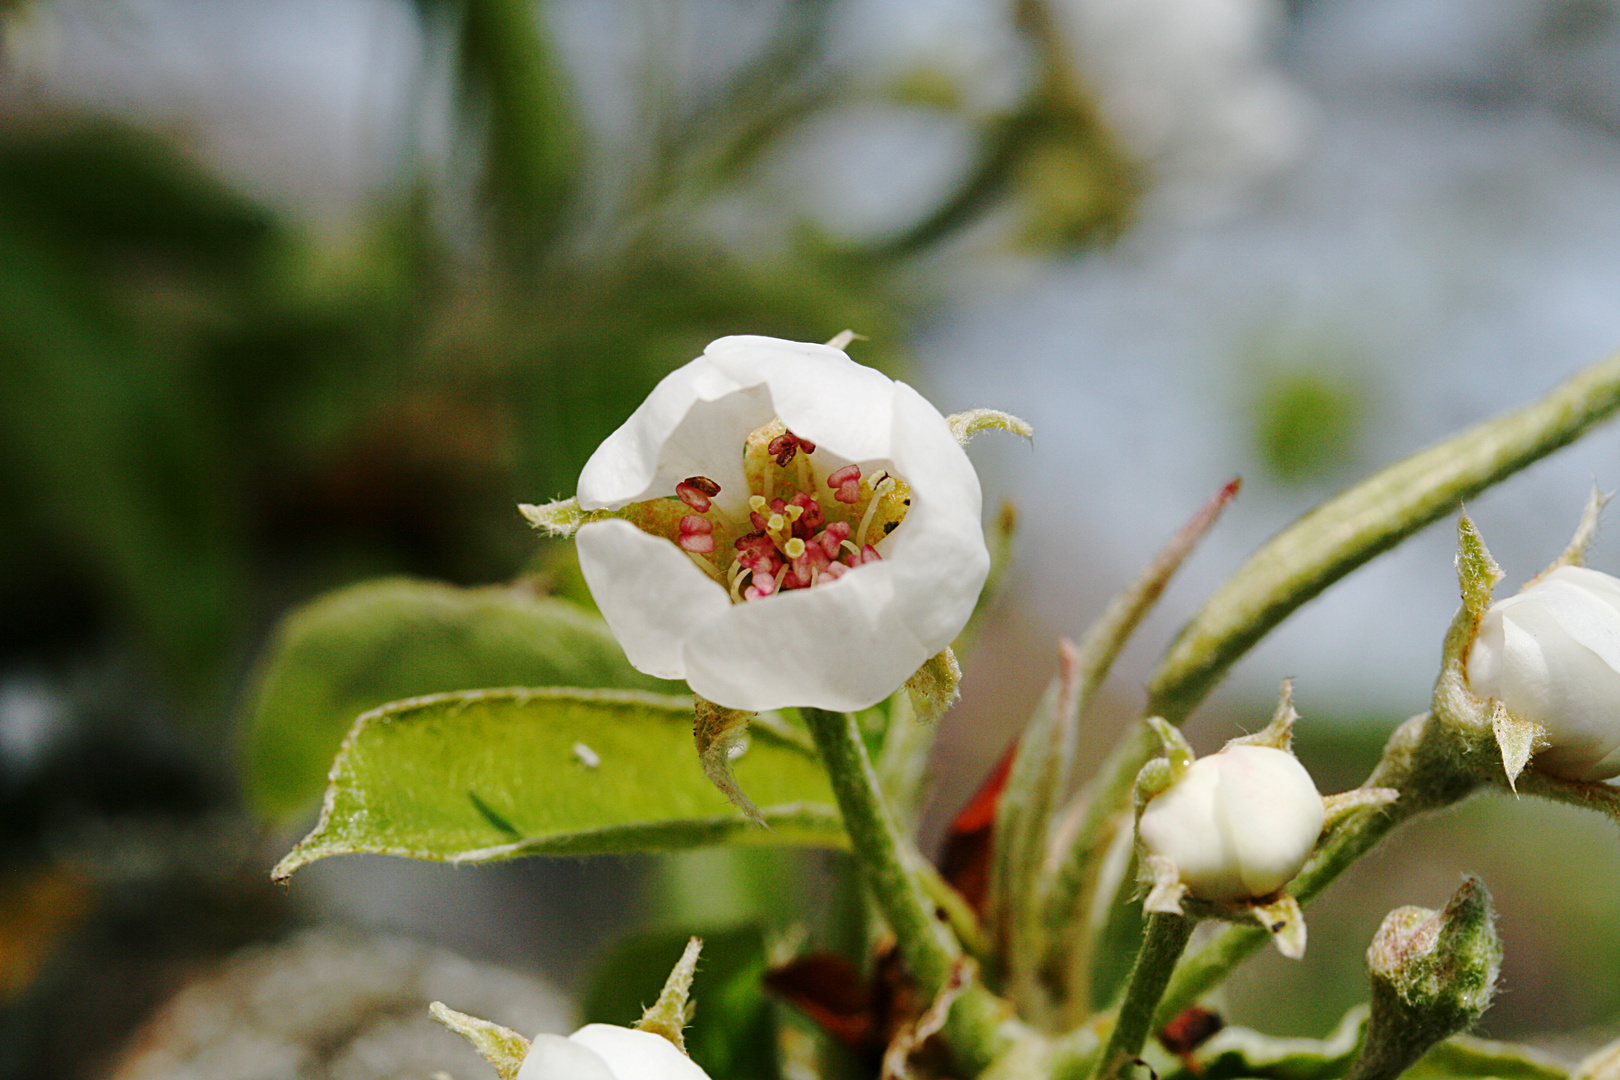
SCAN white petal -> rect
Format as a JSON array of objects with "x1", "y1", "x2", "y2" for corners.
[
  {"x1": 682, "y1": 560, "x2": 927, "y2": 712},
  {"x1": 568, "y1": 1025, "x2": 712, "y2": 1080},
  {"x1": 517, "y1": 1034, "x2": 617, "y2": 1080},
  {"x1": 1213, "y1": 747, "x2": 1324, "y2": 898},
  {"x1": 1138, "y1": 759, "x2": 1241, "y2": 900},
  {"x1": 1501, "y1": 601, "x2": 1620, "y2": 779},
  {"x1": 707, "y1": 335, "x2": 899, "y2": 463},
  {"x1": 577, "y1": 352, "x2": 772, "y2": 513},
  {"x1": 1506, "y1": 571, "x2": 1620, "y2": 672},
  {"x1": 879, "y1": 381, "x2": 989, "y2": 648},
  {"x1": 577, "y1": 519, "x2": 732, "y2": 681}
]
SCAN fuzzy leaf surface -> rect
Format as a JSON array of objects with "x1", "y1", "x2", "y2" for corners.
[
  {"x1": 273, "y1": 687, "x2": 842, "y2": 879},
  {"x1": 243, "y1": 578, "x2": 671, "y2": 821}
]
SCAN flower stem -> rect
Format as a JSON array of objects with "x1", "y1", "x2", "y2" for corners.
[
  {"x1": 1090, "y1": 912, "x2": 1195, "y2": 1080},
  {"x1": 801, "y1": 706, "x2": 1024, "y2": 1074}
]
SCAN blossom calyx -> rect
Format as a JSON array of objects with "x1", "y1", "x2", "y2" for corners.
[{"x1": 540, "y1": 334, "x2": 992, "y2": 713}]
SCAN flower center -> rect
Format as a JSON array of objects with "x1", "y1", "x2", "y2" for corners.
[{"x1": 648, "y1": 419, "x2": 909, "y2": 603}]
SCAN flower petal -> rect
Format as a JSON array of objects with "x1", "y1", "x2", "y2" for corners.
[
  {"x1": 516, "y1": 1034, "x2": 617, "y2": 1080},
  {"x1": 577, "y1": 519, "x2": 732, "y2": 681},
  {"x1": 569, "y1": 1025, "x2": 712, "y2": 1080},
  {"x1": 682, "y1": 559, "x2": 925, "y2": 712},
  {"x1": 577, "y1": 352, "x2": 773, "y2": 514}
]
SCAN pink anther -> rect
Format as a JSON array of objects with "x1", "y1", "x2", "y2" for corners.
[
  {"x1": 817, "y1": 521, "x2": 851, "y2": 558},
  {"x1": 676, "y1": 480, "x2": 714, "y2": 513},
  {"x1": 789, "y1": 492, "x2": 824, "y2": 534},
  {"x1": 767, "y1": 431, "x2": 817, "y2": 466},
  {"x1": 677, "y1": 514, "x2": 715, "y2": 554},
  {"x1": 827, "y1": 464, "x2": 862, "y2": 504}
]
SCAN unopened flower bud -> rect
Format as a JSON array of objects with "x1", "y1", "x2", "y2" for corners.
[
  {"x1": 1350, "y1": 877, "x2": 1501, "y2": 1080},
  {"x1": 517, "y1": 1025, "x2": 710, "y2": 1080},
  {"x1": 1466, "y1": 565, "x2": 1620, "y2": 781},
  {"x1": 1137, "y1": 745, "x2": 1325, "y2": 903}
]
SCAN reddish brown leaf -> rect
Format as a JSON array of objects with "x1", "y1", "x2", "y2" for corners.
[{"x1": 937, "y1": 739, "x2": 1019, "y2": 919}]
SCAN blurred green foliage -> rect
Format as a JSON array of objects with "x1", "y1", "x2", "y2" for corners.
[
  {"x1": 0, "y1": 0, "x2": 1138, "y2": 722},
  {"x1": 1253, "y1": 369, "x2": 1367, "y2": 486}
]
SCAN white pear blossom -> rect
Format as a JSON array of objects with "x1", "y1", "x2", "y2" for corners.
[
  {"x1": 565, "y1": 334, "x2": 988, "y2": 713},
  {"x1": 517, "y1": 1024, "x2": 710, "y2": 1080},
  {"x1": 1138, "y1": 745, "x2": 1325, "y2": 902},
  {"x1": 1467, "y1": 564, "x2": 1620, "y2": 782}
]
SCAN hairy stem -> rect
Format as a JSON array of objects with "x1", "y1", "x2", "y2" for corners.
[
  {"x1": 1091, "y1": 913, "x2": 1195, "y2": 1080},
  {"x1": 801, "y1": 707, "x2": 1022, "y2": 1074}
]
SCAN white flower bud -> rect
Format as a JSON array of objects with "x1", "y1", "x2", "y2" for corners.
[
  {"x1": 1138, "y1": 745, "x2": 1325, "y2": 902},
  {"x1": 1466, "y1": 565, "x2": 1620, "y2": 781},
  {"x1": 517, "y1": 1024, "x2": 711, "y2": 1080}
]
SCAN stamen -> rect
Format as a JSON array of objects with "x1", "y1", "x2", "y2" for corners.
[
  {"x1": 678, "y1": 514, "x2": 715, "y2": 554},
  {"x1": 685, "y1": 551, "x2": 721, "y2": 580},
  {"x1": 856, "y1": 477, "x2": 897, "y2": 549},
  {"x1": 827, "y1": 464, "x2": 862, "y2": 504},
  {"x1": 676, "y1": 476, "x2": 720, "y2": 513}
]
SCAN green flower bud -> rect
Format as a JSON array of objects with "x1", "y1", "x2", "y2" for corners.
[{"x1": 1348, "y1": 877, "x2": 1502, "y2": 1080}]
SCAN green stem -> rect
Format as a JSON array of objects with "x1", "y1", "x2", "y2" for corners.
[
  {"x1": 1091, "y1": 913, "x2": 1195, "y2": 1080},
  {"x1": 801, "y1": 707, "x2": 1023, "y2": 1075}
]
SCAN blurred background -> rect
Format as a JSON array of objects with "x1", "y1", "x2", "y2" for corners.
[{"x1": 4, "y1": 0, "x2": 1620, "y2": 1076}]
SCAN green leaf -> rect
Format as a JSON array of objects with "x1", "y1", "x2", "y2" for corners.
[
  {"x1": 1406, "y1": 1035, "x2": 1570, "y2": 1080},
  {"x1": 1184, "y1": 1004, "x2": 1368, "y2": 1080},
  {"x1": 242, "y1": 577, "x2": 673, "y2": 822},
  {"x1": 272, "y1": 687, "x2": 843, "y2": 880}
]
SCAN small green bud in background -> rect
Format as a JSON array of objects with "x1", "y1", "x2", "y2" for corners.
[{"x1": 1347, "y1": 876, "x2": 1502, "y2": 1080}]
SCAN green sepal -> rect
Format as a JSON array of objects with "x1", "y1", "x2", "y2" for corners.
[
  {"x1": 1226, "y1": 679, "x2": 1299, "y2": 752},
  {"x1": 428, "y1": 1002, "x2": 530, "y2": 1080},
  {"x1": 636, "y1": 937, "x2": 703, "y2": 1052},
  {"x1": 906, "y1": 646, "x2": 962, "y2": 725},
  {"x1": 1249, "y1": 893, "x2": 1307, "y2": 960},
  {"x1": 946, "y1": 408, "x2": 1035, "y2": 446},
  {"x1": 694, "y1": 696, "x2": 765, "y2": 825},
  {"x1": 1145, "y1": 716, "x2": 1196, "y2": 779},
  {"x1": 1529, "y1": 484, "x2": 1610, "y2": 582},
  {"x1": 1491, "y1": 701, "x2": 1548, "y2": 792},
  {"x1": 1455, "y1": 511, "x2": 1504, "y2": 619}
]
